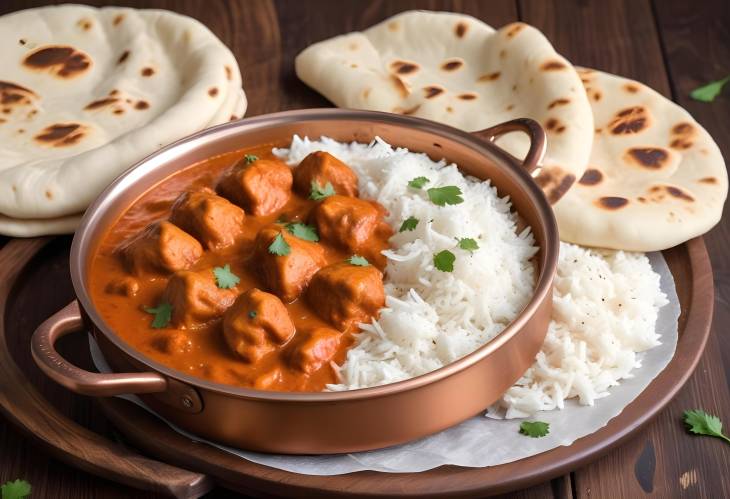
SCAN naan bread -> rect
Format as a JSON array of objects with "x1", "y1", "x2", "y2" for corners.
[
  {"x1": 553, "y1": 69, "x2": 728, "y2": 251},
  {"x1": 295, "y1": 11, "x2": 593, "y2": 202},
  {"x1": 0, "y1": 4, "x2": 246, "y2": 227}
]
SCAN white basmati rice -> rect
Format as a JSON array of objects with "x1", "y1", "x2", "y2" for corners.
[
  {"x1": 489, "y1": 243, "x2": 668, "y2": 418},
  {"x1": 275, "y1": 137, "x2": 668, "y2": 417}
]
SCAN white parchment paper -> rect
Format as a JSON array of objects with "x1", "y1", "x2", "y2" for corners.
[{"x1": 90, "y1": 251, "x2": 679, "y2": 475}]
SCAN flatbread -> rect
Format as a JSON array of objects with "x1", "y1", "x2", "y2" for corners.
[
  {"x1": 0, "y1": 4, "x2": 246, "y2": 224},
  {"x1": 0, "y1": 212, "x2": 83, "y2": 237},
  {"x1": 553, "y1": 69, "x2": 728, "y2": 251},
  {"x1": 295, "y1": 11, "x2": 594, "y2": 202}
]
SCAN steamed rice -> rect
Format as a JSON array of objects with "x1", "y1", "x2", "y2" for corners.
[{"x1": 275, "y1": 136, "x2": 668, "y2": 417}]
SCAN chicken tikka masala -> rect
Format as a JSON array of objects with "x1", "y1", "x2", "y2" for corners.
[{"x1": 89, "y1": 147, "x2": 393, "y2": 392}]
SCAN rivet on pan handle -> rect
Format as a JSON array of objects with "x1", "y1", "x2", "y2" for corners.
[
  {"x1": 473, "y1": 118, "x2": 547, "y2": 175},
  {"x1": 31, "y1": 300, "x2": 167, "y2": 397}
]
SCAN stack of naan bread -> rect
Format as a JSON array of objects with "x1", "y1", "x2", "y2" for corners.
[
  {"x1": 295, "y1": 10, "x2": 727, "y2": 252},
  {"x1": 0, "y1": 4, "x2": 246, "y2": 236}
]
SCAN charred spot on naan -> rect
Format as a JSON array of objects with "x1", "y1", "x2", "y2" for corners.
[
  {"x1": 457, "y1": 93, "x2": 478, "y2": 100},
  {"x1": 535, "y1": 166, "x2": 576, "y2": 203},
  {"x1": 23, "y1": 45, "x2": 92, "y2": 79},
  {"x1": 423, "y1": 86, "x2": 444, "y2": 98},
  {"x1": 440, "y1": 58, "x2": 464, "y2": 71},
  {"x1": 669, "y1": 122, "x2": 695, "y2": 150},
  {"x1": 624, "y1": 147, "x2": 673, "y2": 170},
  {"x1": 208, "y1": 87, "x2": 219, "y2": 97},
  {"x1": 225, "y1": 65, "x2": 233, "y2": 81},
  {"x1": 623, "y1": 83, "x2": 640, "y2": 93},
  {"x1": 34, "y1": 123, "x2": 88, "y2": 147},
  {"x1": 113, "y1": 14, "x2": 125, "y2": 26},
  {"x1": 646, "y1": 185, "x2": 695, "y2": 203},
  {"x1": 608, "y1": 106, "x2": 651, "y2": 135},
  {"x1": 595, "y1": 197, "x2": 629, "y2": 210},
  {"x1": 141, "y1": 67, "x2": 155, "y2": 77},
  {"x1": 578, "y1": 168, "x2": 603, "y2": 186},
  {"x1": 0, "y1": 81, "x2": 37, "y2": 111},
  {"x1": 77, "y1": 18, "x2": 93, "y2": 31},
  {"x1": 84, "y1": 97, "x2": 118, "y2": 110},
  {"x1": 477, "y1": 72, "x2": 501, "y2": 82},
  {"x1": 454, "y1": 21, "x2": 468, "y2": 38},
  {"x1": 548, "y1": 98, "x2": 570, "y2": 109},
  {"x1": 135, "y1": 100, "x2": 150, "y2": 110},
  {"x1": 117, "y1": 50, "x2": 130, "y2": 65},
  {"x1": 504, "y1": 22, "x2": 526, "y2": 39},
  {"x1": 698, "y1": 177, "x2": 718, "y2": 184},
  {"x1": 544, "y1": 118, "x2": 566, "y2": 134},
  {"x1": 540, "y1": 60, "x2": 567, "y2": 71},
  {"x1": 389, "y1": 60, "x2": 419, "y2": 75}
]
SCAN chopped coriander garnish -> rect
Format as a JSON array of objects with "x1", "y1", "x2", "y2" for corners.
[
  {"x1": 268, "y1": 232, "x2": 291, "y2": 256},
  {"x1": 408, "y1": 176, "x2": 430, "y2": 189},
  {"x1": 433, "y1": 250, "x2": 455, "y2": 272},
  {"x1": 144, "y1": 302, "x2": 172, "y2": 329},
  {"x1": 1, "y1": 479, "x2": 31, "y2": 499},
  {"x1": 213, "y1": 264, "x2": 240, "y2": 289},
  {"x1": 399, "y1": 216, "x2": 419, "y2": 232},
  {"x1": 243, "y1": 154, "x2": 258, "y2": 164},
  {"x1": 427, "y1": 185, "x2": 464, "y2": 206},
  {"x1": 348, "y1": 255, "x2": 370, "y2": 266},
  {"x1": 690, "y1": 75, "x2": 730, "y2": 102},
  {"x1": 285, "y1": 222, "x2": 319, "y2": 242},
  {"x1": 248, "y1": 310, "x2": 257, "y2": 319},
  {"x1": 683, "y1": 409, "x2": 730, "y2": 444},
  {"x1": 310, "y1": 180, "x2": 336, "y2": 200},
  {"x1": 519, "y1": 421, "x2": 550, "y2": 438},
  {"x1": 457, "y1": 237, "x2": 479, "y2": 252}
]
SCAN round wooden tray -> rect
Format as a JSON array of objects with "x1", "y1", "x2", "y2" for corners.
[{"x1": 0, "y1": 236, "x2": 713, "y2": 498}]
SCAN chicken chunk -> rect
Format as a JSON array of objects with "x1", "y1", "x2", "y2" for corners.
[
  {"x1": 217, "y1": 157, "x2": 293, "y2": 216},
  {"x1": 290, "y1": 327, "x2": 342, "y2": 374},
  {"x1": 121, "y1": 221, "x2": 203, "y2": 276},
  {"x1": 311, "y1": 195, "x2": 390, "y2": 255},
  {"x1": 162, "y1": 269, "x2": 238, "y2": 328},
  {"x1": 306, "y1": 261, "x2": 385, "y2": 331},
  {"x1": 223, "y1": 288, "x2": 296, "y2": 363},
  {"x1": 253, "y1": 226, "x2": 327, "y2": 302},
  {"x1": 169, "y1": 188, "x2": 245, "y2": 250},
  {"x1": 153, "y1": 331, "x2": 193, "y2": 355},
  {"x1": 105, "y1": 276, "x2": 139, "y2": 297},
  {"x1": 293, "y1": 151, "x2": 359, "y2": 198}
]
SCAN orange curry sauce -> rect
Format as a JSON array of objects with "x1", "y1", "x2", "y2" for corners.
[{"x1": 88, "y1": 145, "x2": 392, "y2": 392}]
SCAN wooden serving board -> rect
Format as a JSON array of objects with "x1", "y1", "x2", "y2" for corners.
[{"x1": 0, "y1": 236, "x2": 713, "y2": 498}]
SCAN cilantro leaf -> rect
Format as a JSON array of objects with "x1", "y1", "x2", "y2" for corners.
[
  {"x1": 144, "y1": 302, "x2": 173, "y2": 329},
  {"x1": 399, "y1": 216, "x2": 419, "y2": 232},
  {"x1": 457, "y1": 237, "x2": 479, "y2": 252},
  {"x1": 683, "y1": 409, "x2": 730, "y2": 444},
  {"x1": 408, "y1": 176, "x2": 430, "y2": 189},
  {"x1": 285, "y1": 222, "x2": 319, "y2": 242},
  {"x1": 433, "y1": 250, "x2": 455, "y2": 272},
  {"x1": 690, "y1": 76, "x2": 730, "y2": 103},
  {"x1": 243, "y1": 154, "x2": 258, "y2": 164},
  {"x1": 310, "y1": 180, "x2": 336, "y2": 200},
  {"x1": 268, "y1": 232, "x2": 291, "y2": 256},
  {"x1": 1, "y1": 479, "x2": 31, "y2": 499},
  {"x1": 347, "y1": 255, "x2": 370, "y2": 266},
  {"x1": 427, "y1": 185, "x2": 464, "y2": 206},
  {"x1": 519, "y1": 421, "x2": 550, "y2": 438},
  {"x1": 213, "y1": 264, "x2": 240, "y2": 289},
  {"x1": 248, "y1": 310, "x2": 257, "y2": 319}
]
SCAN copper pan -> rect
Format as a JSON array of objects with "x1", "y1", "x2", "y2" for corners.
[{"x1": 31, "y1": 109, "x2": 558, "y2": 454}]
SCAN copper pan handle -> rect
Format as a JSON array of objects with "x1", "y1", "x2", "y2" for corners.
[
  {"x1": 31, "y1": 300, "x2": 167, "y2": 396},
  {"x1": 473, "y1": 118, "x2": 546, "y2": 175}
]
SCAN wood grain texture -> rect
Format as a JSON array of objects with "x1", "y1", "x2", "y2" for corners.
[{"x1": 0, "y1": 0, "x2": 727, "y2": 498}]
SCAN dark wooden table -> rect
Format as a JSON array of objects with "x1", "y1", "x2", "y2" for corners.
[{"x1": 1, "y1": 0, "x2": 728, "y2": 497}]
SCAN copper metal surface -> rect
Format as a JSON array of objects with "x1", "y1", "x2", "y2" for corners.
[{"x1": 32, "y1": 109, "x2": 559, "y2": 454}]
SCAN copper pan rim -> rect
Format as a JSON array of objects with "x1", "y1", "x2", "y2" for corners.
[{"x1": 69, "y1": 108, "x2": 559, "y2": 402}]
